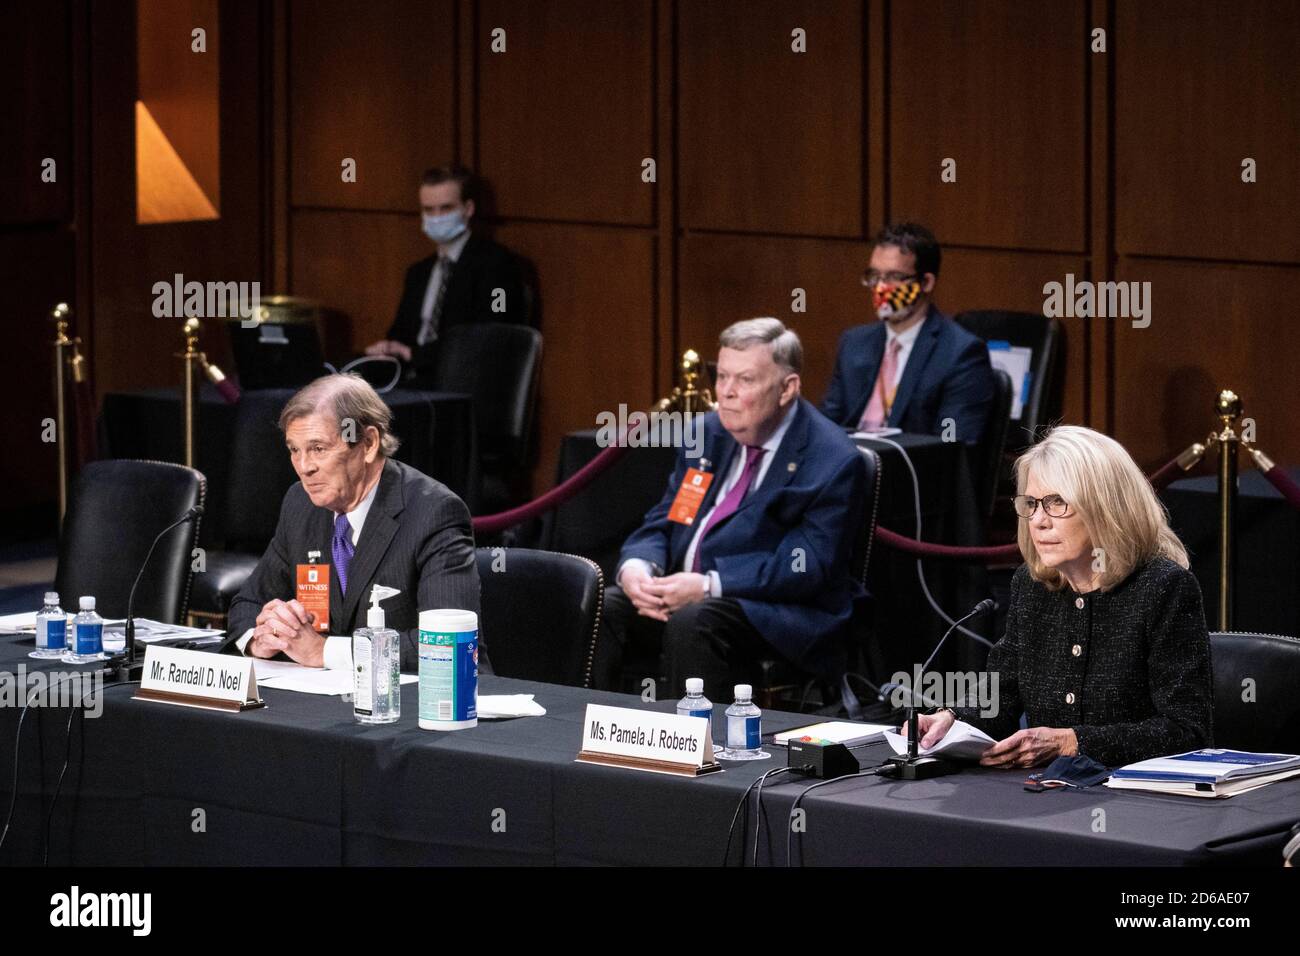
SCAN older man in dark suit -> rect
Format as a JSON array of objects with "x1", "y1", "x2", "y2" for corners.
[
  {"x1": 221, "y1": 373, "x2": 481, "y2": 672},
  {"x1": 596, "y1": 318, "x2": 869, "y2": 700}
]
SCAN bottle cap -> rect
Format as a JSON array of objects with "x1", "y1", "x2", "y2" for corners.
[
  {"x1": 734, "y1": 683, "x2": 752, "y2": 700},
  {"x1": 367, "y1": 585, "x2": 401, "y2": 629},
  {"x1": 419, "y1": 608, "x2": 478, "y2": 634},
  {"x1": 685, "y1": 678, "x2": 703, "y2": 695},
  {"x1": 79, "y1": 596, "x2": 95, "y2": 611},
  {"x1": 44, "y1": 592, "x2": 59, "y2": 605}
]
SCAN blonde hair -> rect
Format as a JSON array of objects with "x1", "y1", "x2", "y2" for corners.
[{"x1": 1015, "y1": 425, "x2": 1187, "y2": 591}]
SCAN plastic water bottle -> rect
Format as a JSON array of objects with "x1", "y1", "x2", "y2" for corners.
[
  {"x1": 721, "y1": 683, "x2": 769, "y2": 761},
  {"x1": 31, "y1": 592, "x2": 67, "y2": 660},
  {"x1": 65, "y1": 596, "x2": 104, "y2": 664},
  {"x1": 676, "y1": 678, "x2": 721, "y2": 755}
]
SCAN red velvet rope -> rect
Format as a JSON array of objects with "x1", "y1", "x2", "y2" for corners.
[
  {"x1": 1261, "y1": 464, "x2": 1300, "y2": 511},
  {"x1": 873, "y1": 451, "x2": 1192, "y2": 562},
  {"x1": 471, "y1": 445, "x2": 1300, "y2": 564},
  {"x1": 472, "y1": 443, "x2": 631, "y2": 535}
]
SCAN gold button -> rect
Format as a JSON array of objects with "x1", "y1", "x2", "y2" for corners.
[
  {"x1": 1075, "y1": 597, "x2": 1085, "y2": 609},
  {"x1": 1065, "y1": 692, "x2": 1076, "y2": 704},
  {"x1": 1072, "y1": 644, "x2": 1082, "y2": 657}
]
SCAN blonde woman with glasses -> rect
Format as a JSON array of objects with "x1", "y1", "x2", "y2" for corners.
[{"x1": 911, "y1": 426, "x2": 1213, "y2": 768}]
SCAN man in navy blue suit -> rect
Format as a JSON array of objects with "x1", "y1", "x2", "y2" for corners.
[
  {"x1": 594, "y1": 319, "x2": 869, "y2": 700},
  {"x1": 820, "y1": 222, "x2": 994, "y2": 446}
]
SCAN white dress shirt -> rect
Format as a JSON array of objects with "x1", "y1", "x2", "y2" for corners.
[
  {"x1": 235, "y1": 476, "x2": 381, "y2": 671},
  {"x1": 618, "y1": 400, "x2": 799, "y2": 597},
  {"x1": 416, "y1": 229, "x2": 472, "y2": 343}
]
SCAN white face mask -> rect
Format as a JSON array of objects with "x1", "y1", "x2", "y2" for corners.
[{"x1": 422, "y1": 210, "x2": 468, "y2": 245}]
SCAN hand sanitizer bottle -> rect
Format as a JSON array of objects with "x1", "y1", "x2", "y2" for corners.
[
  {"x1": 32, "y1": 592, "x2": 67, "y2": 660},
  {"x1": 354, "y1": 585, "x2": 401, "y2": 724},
  {"x1": 721, "y1": 684, "x2": 770, "y2": 761},
  {"x1": 65, "y1": 596, "x2": 104, "y2": 664}
]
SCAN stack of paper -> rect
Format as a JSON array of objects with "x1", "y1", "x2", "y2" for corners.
[
  {"x1": 773, "y1": 721, "x2": 894, "y2": 747},
  {"x1": 249, "y1": 660, "x2": 547, "y2": 717},
  {"x1": 883, "y1": 720, "x2": 995, "y2": 761},
  {"x1": 1105, "y1": 749, "x2": 1300, "y2": 798}
]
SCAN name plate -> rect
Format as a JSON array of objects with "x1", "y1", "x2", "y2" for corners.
[
  {"x1": 576, "y1": 703, "x2": 721, "y2": 776},
  {"x1": 133, "y1": 645, "x2": 265, "y2": 713}
]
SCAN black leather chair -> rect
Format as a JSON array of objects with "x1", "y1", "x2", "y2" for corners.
[
  {"x1": 55, "y1": 460, "x2": 205, "y2": 623},
  {"x1": 474, "y1": 547, "x2": 603, "y2": 688},
  {"x1": 955, "y1": 310, "x2": 1064, "y2": 450},
  {"x1": 757, "y1": 445, "x2": 883, "y2": 712},
  {"x1": 973, "y1": 368, "x2": 1014, "y2": 520},
  {"x1": 1209, "y1": 631, "x2": 1300, "y2": 753},
  {"x1": 188, "y1": 390, "x2": 300, "y2": 623},
  {"x1": 434, "y1": 323, "x2": 543, "y2": 513}
]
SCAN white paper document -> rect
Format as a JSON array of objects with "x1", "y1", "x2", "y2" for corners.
[
  {"x1": 249, "y1": 660, "x2": 544, "y2": 716},
  {"x1": 251, "y1": 659, "x2": 418, "y2": 696},
  {"x1": 884, "y1": 720, "x2": 996, "y2": 761},
  {"x1": 478, "y1": 695, "x2": 547, "y2": 719},
  {"x1": 0, "y1": 613, "x2": 219, "y2": 644}
]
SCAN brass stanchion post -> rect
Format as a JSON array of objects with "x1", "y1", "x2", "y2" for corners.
[
  {"x1": 177, "y1": 318, "x2": 201, "y2": 468},
  {"x1": 1212, "y1": 390, "x2": 1241, "y2": 631},
  {"x1": 651, "y1": 349, "x2": 717, "y2": 414}
]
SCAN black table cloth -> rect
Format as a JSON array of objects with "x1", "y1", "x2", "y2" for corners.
[
  {"x1": 99, "y1": 386, "x2": 478, "y2": 547},
  {"x1": 1, "y1": 639, "x2": 1291, "y2": 867}
]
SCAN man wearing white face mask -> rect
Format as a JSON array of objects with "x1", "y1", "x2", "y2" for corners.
[{"x1": 365, "y1": 165, "x2": 527, "y2": 380}]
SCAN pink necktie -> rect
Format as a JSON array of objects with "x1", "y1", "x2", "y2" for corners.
[
  {"x1": 858, "y1": 337, "x2": 901, "y2": 431},
  {"x1": 691, "y1": 446, "x2": 765, "y2": 572}
]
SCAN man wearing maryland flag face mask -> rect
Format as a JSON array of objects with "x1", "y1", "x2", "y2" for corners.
[
  {"x1": 364, "y1": 165, "x2": 527, "y2": 383},
  {"x1": 819, "y1": 222, "x2": 994, "y2": 446}
]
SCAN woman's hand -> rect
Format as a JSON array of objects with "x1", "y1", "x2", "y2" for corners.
[
  {"x1": 900, "y1": 709, "x2": 956, "y2": 749},
  {"x1": 979, "y1": 727, "x2": 1078, "y2": 768}
]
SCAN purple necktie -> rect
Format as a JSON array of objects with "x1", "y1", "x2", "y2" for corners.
[
  {"x1": 691, "y1": 445, "x2": 765, "y2": 572},
  {"x1": 332, "y1": 512, "x2": 355, "y2": 595}
]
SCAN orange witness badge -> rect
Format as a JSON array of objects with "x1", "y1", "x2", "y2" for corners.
[
  {"x1": 668, "y1": 468, "x2": 714, "y2": 525},
  {"x1": 296, "y1": 563, "x2": 330, "y2": 633}
]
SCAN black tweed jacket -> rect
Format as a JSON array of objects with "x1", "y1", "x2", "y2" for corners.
[{"x1": 955, "y1": 556, "x2": 1213, "y2": 766}]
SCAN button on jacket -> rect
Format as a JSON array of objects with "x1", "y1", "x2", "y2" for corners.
[{"x1": 956, "y1": 556, "x2": 1213, "y2": 766}]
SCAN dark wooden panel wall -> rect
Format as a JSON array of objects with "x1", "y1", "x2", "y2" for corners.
[
  {"x1": 278, "y1": 0, "x2": 1300, "y2": 491},
  {"x1": 10, "y1": 0, "x2": 1298, "y2": 531}
]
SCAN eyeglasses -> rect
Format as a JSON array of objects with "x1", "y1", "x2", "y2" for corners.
[
  {"x1": 1012, "y1": 494, "x2": 1071, "y2": 518},
  {"x1": 860, "y1": 270, "x2": 919, "y2": 288}
]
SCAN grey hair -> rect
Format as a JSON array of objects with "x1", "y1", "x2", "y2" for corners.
[
  {"x1": 718, "y1": 317, "x2": 803, "y2": 375},
  {"x1": 278, "y1": 373, "x2": 401, "y2": 457}
]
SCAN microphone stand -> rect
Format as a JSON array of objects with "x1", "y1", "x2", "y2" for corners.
[
  {"x1": 104, "y1": 506, "x2": 203, "y2": 683},
  {"x1": 883, "y1": 599, "x2": 994, "y2": 780}
]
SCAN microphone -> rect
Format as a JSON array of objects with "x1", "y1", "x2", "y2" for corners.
[
  {"x1": 106, "y1": 505, "x2": 204, "y2": 682},
  {"x1": 882, "y1": 597, "x2": 995, "y2": 780}
]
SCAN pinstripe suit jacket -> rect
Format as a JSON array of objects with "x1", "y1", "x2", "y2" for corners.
[{"x1": 223, "y1": 458, "x2": 482, "y2": 672}]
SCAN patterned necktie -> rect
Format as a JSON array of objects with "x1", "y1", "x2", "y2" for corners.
[
  {"x1": 858, "y1": 336, "x2": 902, "y2": 431},
  {"x1": 691, "y1": 445, "x2": 765, "y2": 572},
  {"x1": 417, "y1": 255, "x2": 454, "y2": 346},
  {"x1": 332, "y1": 512, "x2": 355, "y2": 595}
]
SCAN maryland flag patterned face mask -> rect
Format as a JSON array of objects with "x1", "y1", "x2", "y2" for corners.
[{"x1": 872, "y1": 279, "x2": 922, "y2": 319}]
